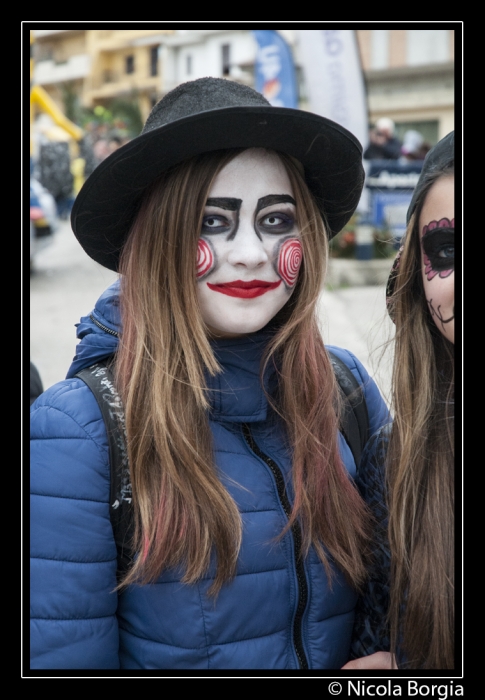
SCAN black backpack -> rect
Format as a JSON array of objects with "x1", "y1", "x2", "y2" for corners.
[{"x1": 76, "y1": 351, "x2": 369, "y2": 576}]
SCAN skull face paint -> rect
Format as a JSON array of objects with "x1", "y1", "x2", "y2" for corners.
[
  {"x1": 197, "y1": 149, "x2": 302, "y2": 337},
  {"x1": 419, "y1": 174, "x2": 455, "y2": 344}
]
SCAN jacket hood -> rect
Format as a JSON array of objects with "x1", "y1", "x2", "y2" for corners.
[
  {"x1": 66, "y1": 279, "x2": 276, "y2": 422},
  {"x1": 66, "y1": 279, "x2": 121, "y2": 379}
]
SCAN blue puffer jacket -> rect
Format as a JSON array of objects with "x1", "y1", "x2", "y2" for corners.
[{"x1": 30, "y1": 280, "x2": 389, "y2": 670}]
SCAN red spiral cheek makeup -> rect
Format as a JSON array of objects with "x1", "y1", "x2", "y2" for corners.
[
  {"x1": 197, "y1": 238, "x2": 215, "y2": 279},
  {"x1": 277, "y1": 238, "x2": 302, "y2": 288}
]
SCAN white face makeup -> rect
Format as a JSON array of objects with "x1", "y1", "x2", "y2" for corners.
[
  {"x1": 419, "y1": 174, "x2": 454, "y2": 344},
  {"x1": 197, "y1": 148, "x2": 302, "y2": 338}
]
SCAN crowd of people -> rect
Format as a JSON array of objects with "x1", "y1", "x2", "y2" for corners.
[
  {"x1": 31, "y1": 114, "x2": 130, "y2": 221},
  {"x1": 30, "y1": 78, "x2": 455, "y2": 672},
  {"x1": 363, "y1": 117, "x2": 432, "y2": 163}
]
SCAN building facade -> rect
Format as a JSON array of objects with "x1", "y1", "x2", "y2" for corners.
[
  {"x1": 31, "y1": 27, "x2": 456, "y2": 144},
  {"x1": 32, "y1": 28, "x2": 174, "y2": 125},
  {"x1": 356, "y1": 28, "x2": 455, "y2": 142}
]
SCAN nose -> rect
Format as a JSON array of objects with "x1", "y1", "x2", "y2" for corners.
[{"x1": 226, "y1": 223, "x2": 269, "y2": 269}]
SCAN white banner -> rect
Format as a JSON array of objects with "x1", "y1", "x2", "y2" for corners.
[
  {"x1": 295, "y1": 29, "x2": 368, "y2": 150},
  {"x1": 295, "y1": 29, "x2": 370, "y2": 212}
]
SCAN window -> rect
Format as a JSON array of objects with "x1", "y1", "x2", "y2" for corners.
[
  {"x1": 407, "y1": 30, "x2": 449, "y2": 66},
  {"x1": 395, "y1": 120, "x2": 439, "y2": 148},
  {"x1": 186, "y1": 54, "x2": 192, "y2": 75},
  {"x1": 221, "y1": 44, "x2": 230, "y2": 76},
  {"x1": 125, "y1": 55, "x2": 134, "y2": 74},
  {"x1": 371, "y1": 29, "x2": 389, "y2": 70},
  {"x1": 150, "y1": 46, "x2": 158, "y2": 77}
]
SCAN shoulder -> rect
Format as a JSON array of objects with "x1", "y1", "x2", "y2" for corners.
[
  {"x1": 327, "y1": 345, "x2": 370, "y2": 384},
  {"x1": 30, "y1": 377, "x2": 111, "y2": 506},
  {"x1": 31, "y1": 377, "x2": 108, "y2": 444},
  {"x1": 327, "y1": 345, "x2": 391, "y2": 441}
]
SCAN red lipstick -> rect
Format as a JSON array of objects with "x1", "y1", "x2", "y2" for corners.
[{"x1": 207, "y1": 279, "x2": 282, "y2": 298}]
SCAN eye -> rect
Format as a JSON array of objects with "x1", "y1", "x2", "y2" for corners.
[
  {"x1": 438, "y1": 245, "x2": 455, "y2": 259},
  {"x1": 263, "y1": 214, "x2": 284, "y2": 225},
  {"x1": 201, "y1": 215, "x2": 229, "y2": 233},
  {"x1": 258, "y1": 212, "x2": 294, "y2": 233}
]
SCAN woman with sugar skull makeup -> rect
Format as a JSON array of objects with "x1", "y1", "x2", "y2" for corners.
[
  {"x1": 344, "y1": 132, "x2": 455, "y2": 671},
  {"x1": 30, "y1": 78, "x2": 390, "y2": 671}
]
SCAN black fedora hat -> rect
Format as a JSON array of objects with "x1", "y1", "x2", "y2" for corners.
[{"x1": 71, "y1": 77, "x2": 365, "y2": 271}]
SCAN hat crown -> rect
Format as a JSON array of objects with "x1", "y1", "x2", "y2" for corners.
[
  {"x1": 406, "y1": 130, "x2": 454, "y2": 223},
  {"x1": 143, "y1": 77, "x2": 271, "y2": 135}
]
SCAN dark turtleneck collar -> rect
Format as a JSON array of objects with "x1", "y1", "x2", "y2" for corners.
[{"x1": 206, "y1": 326, "x2": 277, "y2": 423}]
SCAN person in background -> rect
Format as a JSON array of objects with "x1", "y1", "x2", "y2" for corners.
[
  {"x1": 344, "y1": 131, "x2": 455, "y2": 670},
  {"x1": 93, "y1": 137, "x2": 111, "y2": 163},
  {"x1": 363, "y1": 117, "x2": 402, "y2": 160},
  {"x1": 107, "y1": 134, "x2": 123, "y2": 154},
  {"x1": 399, "y1": 129, "x2": 432, "y2": 163},
  {"x1": 30, "y1": 361, "x2": 44, "y2": 406},
  {"x1": 30, "y1": 77, "x2": 390, "y2": 670}
]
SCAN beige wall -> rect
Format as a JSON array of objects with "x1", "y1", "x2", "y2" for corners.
[
  {"x1": 34, "y1": 30, "x2": 86, "y2": 62},
  {"x1": 388, "y1": 30, "x2": 407, "y2": 68},
  {"x1": 355, "y1": 29, "x2": 455, "y2": 140},
  {"x1": 34, "y1": 29, "x2": 175, "y2": 122},
  {"x1": 356, "y1": 30, "x2": 371, "y2": 70},
  {"x1": 356, "y1": 28, "x2": 455, "y2": 70},
  {"x1": 33, "y1": 28, "x2": 455, "y2": 137}
]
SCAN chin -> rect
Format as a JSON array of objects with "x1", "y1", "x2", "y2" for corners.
[
  {"x1": 207, "y1": 322, "x2": 268, "y2": 338},
  {"x1": 207, "y1": 318, "x2": 271, "y2": 338}
]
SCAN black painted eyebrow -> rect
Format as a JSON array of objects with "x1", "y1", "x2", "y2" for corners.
[
  {"x1": 256, "y1": 195, "x2": 296, "y2": 213},
  {"x1": 206, "y1": 197, "x2": 242, "y2": 211}
]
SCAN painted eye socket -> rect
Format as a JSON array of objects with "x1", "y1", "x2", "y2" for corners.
[
  {"x1": 202, "y1": 215, "x2": 229, "y2": 233},
  {"x1": 259, "y1": 212, "x2": 294, "y2": 233},
  {"x1": 438, "y1": 245, "x2": 455, "y2": 259}
]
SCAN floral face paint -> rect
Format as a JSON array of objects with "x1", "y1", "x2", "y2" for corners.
[
  {"x1": 422, "y1": 218, "x2": 454, "y2": 282},
  {"x1": 197, "y1": 148, "x2": 302, "y2": 337},
  {"x1": 419, "y1": 174, "x2": 455, "y2": 344}
]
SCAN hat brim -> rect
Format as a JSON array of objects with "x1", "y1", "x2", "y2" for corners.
[{"x1": 72, "y1": 106, "x2": 364, "y2": 271}]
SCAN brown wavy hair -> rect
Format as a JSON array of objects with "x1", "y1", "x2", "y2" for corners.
[
  {"x1": 115, "y1": 148, "x2": 372, "y2": 595},
  {"x1": 386, "y1": 167, "x2": 455, "y2": 669}
]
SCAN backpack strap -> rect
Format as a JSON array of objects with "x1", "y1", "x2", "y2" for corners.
[
  {"x1": 328, "y1": 350, "x2": 370, "y2": 469},
  {"x1": 75, "y1": 358, "x2": 134, "y2": 578}
]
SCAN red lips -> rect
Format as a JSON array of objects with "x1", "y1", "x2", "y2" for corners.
[{"x1": 207, "y1": 279, "x2": 282, "y2": 298}]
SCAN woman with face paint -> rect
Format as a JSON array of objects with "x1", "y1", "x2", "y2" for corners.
[
  {"x1": 344, "y1": 132, "x2": 455, "y2": 671},
  {"x1": 30, "y1": 78, "x2": 390, "y2": 671}
]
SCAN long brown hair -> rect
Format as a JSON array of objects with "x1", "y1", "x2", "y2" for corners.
[
  {"x1": 386, "y1": 166, "x2": 455, "y2": 669},
  {"x1": 115, "y1": 148, "x2": 372, "y2": 595}
]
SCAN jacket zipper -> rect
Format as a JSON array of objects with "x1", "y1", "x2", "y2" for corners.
[
  {"x1": 90, "y1": 314, "x2": 119, "y2": 337},
  {"x1": 242, "y1": 422, "x2": 309, "y2": 670}
]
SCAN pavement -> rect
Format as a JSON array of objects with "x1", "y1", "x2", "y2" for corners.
[{"x1": 29, "y1": 220, "x2": 395, "y2": 405}]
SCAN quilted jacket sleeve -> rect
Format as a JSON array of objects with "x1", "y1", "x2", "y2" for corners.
[{"x1": 30, "y1": 379, "x2": 120, "y2": 669}]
